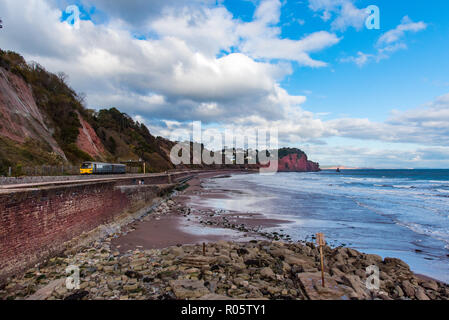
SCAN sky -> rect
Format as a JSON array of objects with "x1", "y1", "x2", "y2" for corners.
[{"x1": 1, "y1": 0, "x2": 449, "y2": 168}]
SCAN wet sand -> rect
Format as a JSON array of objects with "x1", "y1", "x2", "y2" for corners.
[
  {"x1": 111, "y1": 215, "x2": 225, "y2": 252},
  {"x1": 112, "y1": 170, "x2": 283, "y2": 252}
]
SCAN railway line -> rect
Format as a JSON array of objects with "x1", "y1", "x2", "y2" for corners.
[{"x1": 0, "y1": 169, "x2": 239, "y2": 191}]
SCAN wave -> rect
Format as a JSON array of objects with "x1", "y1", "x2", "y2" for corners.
[
  {"x1": 397, "y1": 221, "x2": 449, "y2": 248},
  {"x1": 392, "y1": 185, "x2": 416, "y2": 189}
]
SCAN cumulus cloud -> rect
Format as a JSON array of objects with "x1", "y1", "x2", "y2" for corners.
[
  {"x1": 150, "y1": 6, "x2": 238, "y2": 57},
  {"x1": 308, "y1": 0, "x2": 369, "y2": 31},
  {"x1": 236, "y1": 0, "x2": 341, "y2": 67},
  {"x1": 326, "y1": 93, "x2": 449, "y2": 146},
  {"x1": 0, "y1": 0, "x2": 317, "y2": 125},
  {"x1": 377, "y1": 16, "x2": 427, "y2": 46},
  {"x1": 342, "y1": 16, "x2": 427, "y2": 66},
  {"x1": 303, "y1": 144, "x2": 449, "y2": 168},
  {"x1": 52, "y1": 0, "x2": 217, "y2": 27},
  {"x1": 340, "y1": 51, "x2": 374, "y2": 67}
]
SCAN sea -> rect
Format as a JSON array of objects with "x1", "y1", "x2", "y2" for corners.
[{"x1": 200, "y1": 169, "x2": 449, "y2": 283}]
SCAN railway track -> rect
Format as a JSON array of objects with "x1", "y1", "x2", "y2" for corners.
[{"x1": 0, "y1": 169, "x2": 239, "y2": 191}]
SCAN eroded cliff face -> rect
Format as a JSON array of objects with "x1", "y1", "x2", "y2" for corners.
[
  {"x1": 0, "y1": 67, "x2": 66, "y2": 159},
  {"x1": 277, "y1": 153, "x2": 320, "y2": 172},
  {"x1": 76, "y1": 111, "x2": 106, "y2": 159},
  {"x1": 0, "y1": 65, "x2": 109, "y2": 166}
]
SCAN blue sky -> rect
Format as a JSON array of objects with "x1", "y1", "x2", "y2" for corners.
[{"x1": 1, "y1": 0, "x2": 449, "y2": 168}]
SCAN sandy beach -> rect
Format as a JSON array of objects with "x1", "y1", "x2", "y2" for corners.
[{"x1": 112, "y1": 170, "x2": 293, "y2": 252}]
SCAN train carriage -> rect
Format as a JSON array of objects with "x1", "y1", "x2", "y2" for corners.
[{"x1": 80, "y1": 162, "x2": 126, "y2": 175}]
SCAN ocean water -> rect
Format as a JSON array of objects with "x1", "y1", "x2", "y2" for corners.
[{"x1": 200, "y1": 170, "x2": 449, "y2": 283}]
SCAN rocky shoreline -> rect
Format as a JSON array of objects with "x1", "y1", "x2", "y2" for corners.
[{"x1": 1, "y1": 191, "x2": 448, "y2": 300}]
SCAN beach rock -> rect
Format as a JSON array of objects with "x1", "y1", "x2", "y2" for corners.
[
  {"x1": 236, "y1": 248, "x2": 249, "y2": 256},
  {"x1": 297, "y1": 273, "x2": 344, "y2": 300},
  {"x1": 125, "y1": 270, "x2": 142, "y2": 279},
  {"x1": 401, "y1": 280, "x2": 415, "y2": 297},
  {"x1": 244, "y1": 259, "x2": 267, "y2": 268},
  {"x1": 260, "y1": 267, "x2": 276, "y2": 280},
  {"x1": 169, "y1": 247, "x2": 185, "y2": 257},
  {"x1": 26, "y1": 279, "x2": 65, "y2": 300},
  {"x1": 341, "y1": 275, "x2": 370, "y2": 299},
  {"x1": 64, "y1": 290, "x2": 89, "y2": 300},
  {"x1": 214, "y1": 255, "x2": 231, "y2": 264},
  {"x1": 169, "y1": 280, "x2": 210, "y2": 299},
  {"x1": 182, "y1": 256, "x2": 213, "y2": 268},
  {"x1": 421, "y1": 281, "x2": 438, "y2": 291},
  {"x1": 415, "y1": 287, "x2": 430, "y2": 300},
  {"x1": 383, "y1": 257, "x2": 410, "y2": 270},
  {"x1": 365, "y1": 254, "x2": 383, "y2": 266},
  {"x1": 284, "y1": 255, "x2": 313, "y2": 268},
  {"x1": 394, "y1": 285, "x2": 404, "y2": 298},
  {"x1": 123, "y1": 283, "x2": 139, "y2": 292}
]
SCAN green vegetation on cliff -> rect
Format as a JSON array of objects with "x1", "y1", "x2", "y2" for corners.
[
  {"x1": 87, "y1": 108, "x2": 175, "y2": 172},
  {"x1": 0, "y1": 50, "x2": 91, "y2": 163},
  {"x1": 0, "y1": 50, "x2": 174, "y2": 174},
  {"x1": 278, "y1": 147, "x2": 306, "y2": 159}
]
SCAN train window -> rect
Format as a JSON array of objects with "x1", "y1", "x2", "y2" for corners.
[{"x1": 81, "y1": 163, "x2": 91, "y2": 169}]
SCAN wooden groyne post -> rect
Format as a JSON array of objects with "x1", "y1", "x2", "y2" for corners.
[{"x1": 316, "y1": 233, "x2": 326, "y2": 287}]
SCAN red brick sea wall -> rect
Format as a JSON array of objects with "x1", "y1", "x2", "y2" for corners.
[{"x1": 0, "y1": 173, "x2": 191, "y2": 281}]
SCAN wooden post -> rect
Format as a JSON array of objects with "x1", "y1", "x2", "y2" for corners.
[
  {"x1": 143, "y1": 162, "x2": 146, "y2": 174},
  {"x1": 316, "y1": 233, "x2": 326, "y2": 287},
  {"x1": 202, "y1": 242, "x2": 206, "y2": 256},
  {"x1": 8, "y1": 167, "x2": 11, "y2": 177}
]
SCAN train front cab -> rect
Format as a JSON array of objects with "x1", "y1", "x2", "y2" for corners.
[{"x1": 80, "y1": 162, "x2": 93, "y2": 174}]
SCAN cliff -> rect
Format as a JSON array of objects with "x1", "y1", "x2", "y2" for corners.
[{"x1": 276, "y1": 148, "x2": 320, "y2": 172}]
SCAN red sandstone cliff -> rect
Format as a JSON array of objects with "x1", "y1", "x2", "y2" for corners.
[
  {"x1": 0, "y1": 64, "x2": 109, "y2": 165},
  {"x1": 277, "y1": 152, "x2": 320, "y2": 172},
  {"x1": 76, "y1": 111, "x2": 106, "y2": 159},
  {"x1": 0, "y1": 67, "x2": 66, "y2": 159}
]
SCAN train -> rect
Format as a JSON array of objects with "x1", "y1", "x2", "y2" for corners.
[{"x1": 80, "y1": 162, "x2": 126, "y2": 175}]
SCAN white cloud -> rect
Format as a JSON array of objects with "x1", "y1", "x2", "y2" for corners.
[
  {"x1": 340, "y1": 51, "x2": 374, "y2": 67},
  {"x1": 304, "y1": 143, "x2": 449, "y2": 168},
  {"x1": 237, "y1": 0, "x2": 341, "y2": 67},
  {"x1": 326, "y1": 93, "x2": 449, "y2": 146},
  {"x1": 151, "y1": 6, "x2": 238, "y2": 57},
  {"x1": 343, "y1": 16, "x2": 427, "y2": 67},
  {"x1": 377, "y1": 16, "x2": 427, "y2": 46},
  {"x1": 61, "y1": 0, "x2": 217, "y2": 27},
  {"x1": 308, "y1": 0, "x2": 368, "y2": 31}
]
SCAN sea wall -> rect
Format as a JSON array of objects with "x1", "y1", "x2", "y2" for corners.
[{"x1": 0, "y1": 172, "x2": 193, "y2": 281}]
